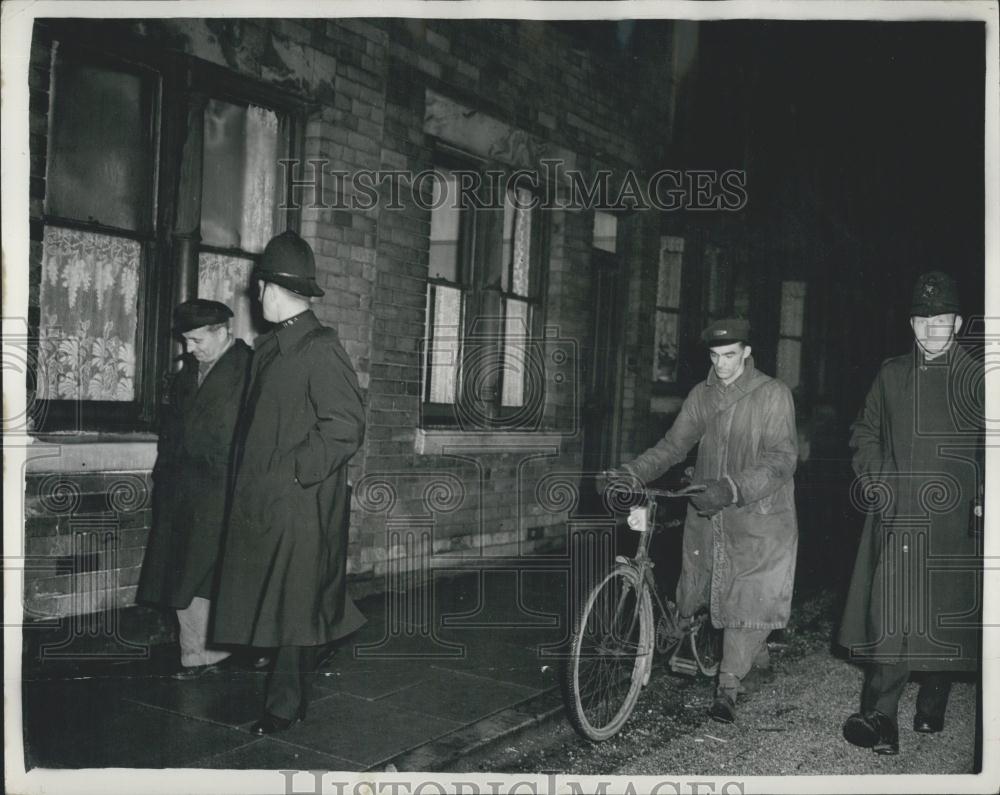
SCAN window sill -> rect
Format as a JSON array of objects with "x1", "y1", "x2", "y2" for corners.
[
  {"x1": 26, "y1": 433, "x2": 159, "y2": 473},
  {"x1": 415, "y1": 428, "x2": 566, "y2": 455}
]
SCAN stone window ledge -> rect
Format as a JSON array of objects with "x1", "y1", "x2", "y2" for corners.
[
  {"x1": 26, "y1": 435, "x2": 158, "y2": 473},
  {"x1": 415, "y1": 428, "x2": 566, "y2": 456}
]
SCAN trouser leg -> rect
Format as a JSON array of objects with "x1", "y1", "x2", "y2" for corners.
[
  {"x1": 718, "y1": 627, "x2": 771, "y2": 694},
  {"x1": 176, "y1": 597, "x2": 231, "y2": 668},
  {"x1": 861, "y1": 660, "x2": 910, "y2": 723},
  {"x1": 915, "y1": 673, "x2": 952, "y2": 720},
  {"x1": 265, "y1": 645, "x2": 320, "y2": 720}
]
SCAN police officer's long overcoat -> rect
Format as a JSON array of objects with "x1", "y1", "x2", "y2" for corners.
[
  {"x1": 137, "y1": 339, "x2": 252, "y2": 608},
  {"x1": 625, "y1": 358, "x2": 799, "y2": 629},
  {"x1": 838, "y1": 345, "x2": 983, "y2": 671},
  {"x1": 212, "y1": 311, "x2": 366, "y2": 647}
]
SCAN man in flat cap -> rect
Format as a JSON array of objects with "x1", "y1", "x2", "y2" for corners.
[
  {"x1": 212, "y1": 230, "x2": 366, "y2": 734},
  {"x1": 138, "y1": 299, "x2": 252, "y2": 678},
  {"x1": 839, "y1": 271, "x2": 983, "y2": 756},
  {"x1": 605, "y1": 317, "x2": 799, "y2": 724}
]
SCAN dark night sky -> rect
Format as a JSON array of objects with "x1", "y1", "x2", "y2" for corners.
[{"x1": 691, "y1": 20, "x2": 985, "y2": 319}]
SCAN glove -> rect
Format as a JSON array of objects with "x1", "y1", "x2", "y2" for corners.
[{"x1": 690, "y1": 478, "x2": 735, "y2": 515}]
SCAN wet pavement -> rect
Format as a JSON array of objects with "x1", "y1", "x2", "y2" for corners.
[{"x1": 22, "y1": 568, "x2": 570, "y2": 771}]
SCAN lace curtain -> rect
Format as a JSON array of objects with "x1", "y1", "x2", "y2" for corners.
[
  {"x1": 502, "y1": 188, "x2": 533, "y2": 296},
  {"x1": 241, "y1": 106, "x2": 278, "y2": 253},
  {"x1": 201, "y1": 101, "x2": 277, "y2": 253},
  {"x1": 38, "y1": 226, "x2": 140, "y2": 401},
  {"x1": 198, "y1": 253, "x2": 258, "y2": 344}
]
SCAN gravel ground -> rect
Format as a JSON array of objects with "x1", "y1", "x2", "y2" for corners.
[
  {"x1": 452, "y1": 591, "x2": 980, "y2": 777},
  {"x1": 617, "y1": 648, "x2": 977, "y2": 776}
]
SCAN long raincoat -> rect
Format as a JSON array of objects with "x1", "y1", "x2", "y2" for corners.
[
  {"x1": 624, "y1": 357, "x2": 799, "y2": 629},
  {"x1": 837, "y1": 344, "x2": 983, "y2": 671},
  {"x1": 137, "y1": 339, "x2": 251, "y2": 608},
  {"x1": 212, "y1": 311, "x2": 366, "y2": 648}
]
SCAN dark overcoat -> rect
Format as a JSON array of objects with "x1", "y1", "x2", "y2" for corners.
[
  {"x1": 838, "y1": 344, "x2": 983, "y2": 671},
  {"x1": 137, "y1": 339, "x2": 252, "y2": 609},
  {"x1": 212, "y1": 311, "x2": 366, "y2": 648},
  {"x1": 625, "y1": 358, "x2": 799, "y2": 630}
]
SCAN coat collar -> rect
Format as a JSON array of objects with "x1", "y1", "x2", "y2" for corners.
[
  {"x1": 706, "y1": 354, "x2": 758, "y2": 393},
  {"x1": 258, "y1": 309, "x2": 320, "y2": 353},
  {"x1": 910, "y1": 340, "x2": 969, "y2": 372}
]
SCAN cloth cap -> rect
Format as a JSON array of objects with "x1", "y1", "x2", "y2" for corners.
[
  {"x1": 254, "y1": 230, "x2": 324, "y2": 297},
  {"x1": 910, "y1": 270, "x2": 960, "y2": 316},
  {"x1": 173, "y1": 299, "x2": 233, "y2": 334},
  {"x1": 701, "y1": 317, "x2": 751, "y2": 346}
]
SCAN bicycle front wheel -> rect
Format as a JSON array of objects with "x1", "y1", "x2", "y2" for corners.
[{"x1": 561, "y1": 566, "x2": 653, "y2": 741}]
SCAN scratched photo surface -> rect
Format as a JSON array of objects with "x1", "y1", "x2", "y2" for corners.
[{"x1": 2, "y1": 2, "x2": 996, "y2": 795}]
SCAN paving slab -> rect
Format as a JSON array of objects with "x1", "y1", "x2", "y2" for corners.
[
  {"x1": 375, "y1": 667, "x2": 539, "y2": 725},
  {"x1": 23, "y1": 679, "x2": 251, "y2": 769},
  {"x1": 190, "y1": 737, "x2": 360, "y2": 771},
  {"x1": 262, "y1": 691, "x2": 462, "y2": 768},
  {"x1": 123, "y1": 670, "x2": 266, "y2": 727}
]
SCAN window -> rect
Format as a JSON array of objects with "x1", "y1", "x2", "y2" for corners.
[
  {"x1": 421, "y1": 158, "x2": 545, "y2": 428},
  {"x1": 33, "y1": 36, "x2": 303, "y2": 431},
  {"x1": 776, "y1": 280, "x2": 807, "y2": 390},
  {"x1": 703, "y1": 243, "x2": 731, "y2": 322},
  {"x1": 37, "y1": 48, "x2": 160, "y2": 423},
  {"x1": 592, "y1": 211, "x2": 617, "y2": 254},
  {"x1": 423, "y1": 168, "x2": 470, "y2": 408},
  {"x1": 653, "y1": 236, "x2": 684, "y2": 384},
  {"x1": 498, "y1": 186, "x2": 543, "y2": 410},
  {"x1": 197, "y1": 98, "x2": 286, "y2": 344}
]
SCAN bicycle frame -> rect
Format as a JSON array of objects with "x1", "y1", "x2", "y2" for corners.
[
  {"x1": 560, "y1": 483, "x2": 719, "y2": 741},
  {"x1": 614, "y1": 486, "x2": 710, "y2": 676}
]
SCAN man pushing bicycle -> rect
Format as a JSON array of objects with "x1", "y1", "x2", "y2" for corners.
[{"x1": 605, "y1": 317, "x2": 799, "y2": 724}]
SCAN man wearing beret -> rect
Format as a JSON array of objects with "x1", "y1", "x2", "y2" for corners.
[
  {"x1": 212, "y1": 230, "x2": 367, "y2": 734},
  {"x1": 138, "y1": 299, "x2": 252, "y2": 678},
  {"x1": 839, "y1": 271, "x2": 983, "y2": 755},
  {"x1": 606, "y1": 317, "x2": 799, "y2": 724}
]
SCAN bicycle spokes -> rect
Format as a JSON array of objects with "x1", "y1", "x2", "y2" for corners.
[{"x1": 561, "y1": 568, "x2": 653, "y2": 741}]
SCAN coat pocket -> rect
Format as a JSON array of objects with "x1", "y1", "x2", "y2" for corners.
[{"x1": 747, "y1": 485, "x2": 792, "y2": 516}]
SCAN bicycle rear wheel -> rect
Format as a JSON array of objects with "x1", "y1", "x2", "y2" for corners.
[{"x1": 561, "y1": 566, "x2": 653, "y2": 741}]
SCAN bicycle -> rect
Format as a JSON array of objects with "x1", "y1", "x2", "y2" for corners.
[{"x1": 560, "y1": 483, "x2": 723, "y2": 742}]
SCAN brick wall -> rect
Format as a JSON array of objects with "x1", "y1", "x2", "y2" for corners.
[
  {"x1": 23, "y1": 471, "x2": 162, "y2": 629},
  {"x1": 24, "y1": 17, "x2": 672, "y2": 627}
]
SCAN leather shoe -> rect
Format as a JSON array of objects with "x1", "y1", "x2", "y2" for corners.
[
  {"x1": 708, "y1": 690, "x2": 736, "y2": 724},
  {"x1": 913, "y1": 713, "x2": 944, "y2": 733},
  {"x1": 250, "y1": 713, "x2": 298, "y2": 735},
  {"x1": 842, "y1": 711, "x2": 899, "y2": 755},
  {"x1": 171, "y1": 661, "x2": 226, "y2": 681}
]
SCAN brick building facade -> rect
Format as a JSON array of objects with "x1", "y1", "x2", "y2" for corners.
[{"x1": 23, "y1": 17, "x2": 710, "y2": 648}]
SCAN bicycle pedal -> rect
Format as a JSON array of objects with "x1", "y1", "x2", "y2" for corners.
[
  {"x1": 669, "y1": 657, "x2": 700, "y2": 677},
  {"x1": 668, "y1": 646, "x2": 700, "y2": 677}
]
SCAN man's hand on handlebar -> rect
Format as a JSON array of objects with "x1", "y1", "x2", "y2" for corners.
[{"x1": 690, "y1": 478, "x2": 736, "y2": 516}]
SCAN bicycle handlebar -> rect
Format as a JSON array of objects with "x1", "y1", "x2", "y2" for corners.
[{"x1": 606, "y1": 484, "x2": 707, "y2": 499}]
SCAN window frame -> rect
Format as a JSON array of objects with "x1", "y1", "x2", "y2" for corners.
[
  {"x1": 495, "y1": 182, "x2": 546, "y2": 422},
  {"x1": 419, "y1": 147, "x2": 549, "y2": 430},
  {"x1": 34, "y1": 41, "x2": 169, "y2": 432},
  {"x1": 651, "y1": 234, "x2": 685, "y2": 390},
  {"x1": 31, "y1": 28, "x2": 310, "y2": 433},
  {"x1": 776, "y1": 279, "x2": 808, "y2": 392},
  {"x1": 421, "y1": 150, "x2": 480, "y2": 426}
]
